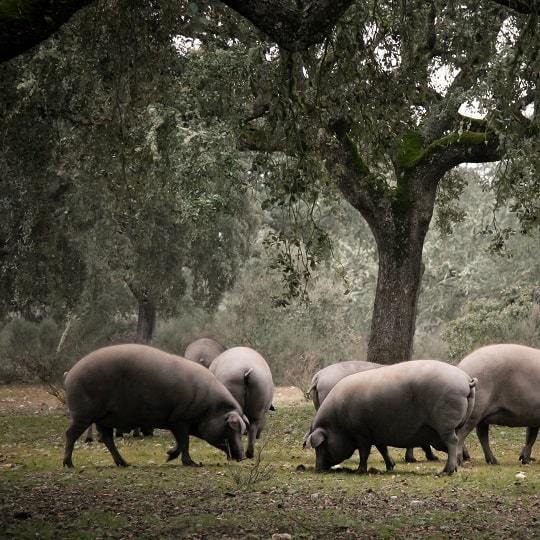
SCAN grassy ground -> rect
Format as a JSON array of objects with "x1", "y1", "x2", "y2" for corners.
[{"x1": 0, "y1": 386, "x2": 538, "y2": 539}]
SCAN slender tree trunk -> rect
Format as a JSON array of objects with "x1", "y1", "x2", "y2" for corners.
[
  {"x1": 128, "y1": 283, "x2": 156, "y2": 344},
  {"x1": 367, "y1": 234, "x2": 425, "y2": 364},
  {"x1": 135, "y1": 295, "x2": 156, "y2": 344}
]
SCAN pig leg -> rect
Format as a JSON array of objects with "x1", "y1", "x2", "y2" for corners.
[
  {"x1": 168, "y1": 425, "x2": 199, "y2": 466},
  {"x1": 84, "y1": 424, "x2": 94, "y2": 443},
  {"x1": 422, "y1": 445, "x2": 439, "y2": 461},
  {"x1": 376, "y1": 445, "x2": 395, "y2": 471},
  {"x1": 132, "y1": 428, "x2": 142, "y2": 438},
  {"x1": 356, "y1": 445, "x2": 371, "y2": 474},
  {"x1": 456, "y1": 423, "x2": 475, "y2": 464},
  {"x1": 440, "y1": 431, "x2": 459, "y2": 474},
  {"x1": 519, "y1": 426, "x2": 539, "y2": 464},
  {"x1": 63, "y1": 421, "x2": 90, "y2": 468},
  {"x1": 476, "y1": 421, "x2": 498, "y2": 464},
  {"x1": 404, "y1": 448, "x2": 417, "y2": 462},
  {"x1": 97, "y1": 425, "x2": 128, "y2": 467},
  {"x1": 246, "y1": 422, "x2": 258, "y2": 459}
]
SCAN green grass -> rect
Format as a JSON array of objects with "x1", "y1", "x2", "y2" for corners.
[{"x1": 0, "y1": 402, "x2": 539, "y2": 538}]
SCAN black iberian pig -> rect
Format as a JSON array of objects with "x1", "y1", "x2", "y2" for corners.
[
  {"x1": 309, "y1": 360, "x2": 440, "y2": 462},
  {"x1": 184, "y1": 337, "x2": 226, "y2": 369},
  {"x1": 305, "y1": 360, "x2": 477, "y2": 475},
  {"x1": 63, "y1": 344, "x2": 248, "y2": 467},
  {"x1": 210, "y1": 346, "x2": 274, "y2": 458},
  {"x1": 457, "y1": 343, "x2": 540, "y2": 464}
]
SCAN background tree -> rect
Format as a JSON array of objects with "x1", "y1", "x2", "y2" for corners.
[
  {"x1": 240, "y1": 0, "x2": 539, "y2": 362},
  {"x1": 0, "y1": 1, "x2": 253, "y2": 343}
]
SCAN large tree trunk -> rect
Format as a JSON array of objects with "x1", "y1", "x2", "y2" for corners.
[{"x1": 367, "y1": 232, "x2": 425, "y2": 364}]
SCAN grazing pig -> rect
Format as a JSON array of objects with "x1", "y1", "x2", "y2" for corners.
[
  {"x1": 63, "y1": 344, "x2": 248, "y2": 467},
  {"x1": 457, "y1": 344, "x2": 540, "y2": 464},
  {"x1": 210, "y1": 347, "x2": 274, "y2": 458},
  {"x1": 304, "y1": 360, "x2": 477, "y2": 475},
  {"x1": 309, "y1": 360, "x2": 439, "y2": 463},
  {"x1": 184, "y1": 337, "x2": 226, "y2": 369}
]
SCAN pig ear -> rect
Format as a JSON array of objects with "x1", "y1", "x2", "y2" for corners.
[
  {"x1": 242, "y1": 414, "x2": 250, "y2": 432},
  {"x1": 226, "y1": 412, "x2": 243, "y2": 433},
  {"x1": 304, "y1": 428, "x2": 326, "y2": 449}
]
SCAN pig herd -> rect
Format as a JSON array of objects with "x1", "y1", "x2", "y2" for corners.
[{"x1": 62, "y1": 340, "x2": 540, "y2": 477}]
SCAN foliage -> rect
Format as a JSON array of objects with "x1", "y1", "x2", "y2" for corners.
[
  {"x1": 206, "y1": 253, "x2": 366, "y2": 384},
  {"x1": 443, "y1": 286, "x2": 540, "y2": 361},
  {"x1": 0, "y1": 318, "x2": 67, "y2": 383},
  {"x1": 0, "y1": 0, "x2": 255, "y2": 338}
]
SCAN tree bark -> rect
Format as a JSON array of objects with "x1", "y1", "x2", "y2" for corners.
[
  {"x1": 128, "y1": 283, "x2": 156, "y2": 344},
  {"x1": 368, "y1": 229, "x2": 426, "y2": 364},
  {"x1": 135, "y1": 294, "x2": 156, "y2": 344}
]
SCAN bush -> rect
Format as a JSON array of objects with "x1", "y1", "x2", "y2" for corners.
[
  {"x1": 204, "y1": 260, "x2": 368, "y2": 385},
  {"x1": 0, "y1": 318, "x2": 69, "y2": 384},
  {"x1": 442, "y1": 286, "x2": 540, "y2": 361},
  {"x1": 153, "y1": 307, "x2": 214, "y2": 356}
]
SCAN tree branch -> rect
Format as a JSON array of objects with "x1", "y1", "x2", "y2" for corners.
[
  {"x1": 221, "y1": 0, "x2": 354, "y2": 51},
  {"x1": 1, "y1": 0, "x2": 354, "y2": 63},
  {"x1": 0, "y1": 0, "x2": 93, "y2": 62},
  {"x1": 415, "y1": 129, "x2": 503, "y2": 184},
  {"x1": 320, "y1": 119, "x2": 387, "y2": 231},
  {"x1": 489, "y1": 0, "x2": 540, "y2": 14}
]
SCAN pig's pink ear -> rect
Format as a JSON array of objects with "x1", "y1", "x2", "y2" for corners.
[
  {"x1": 304, "y1": 428, "x2": 326, "y2": 449},
  {"x1": 226, "y1": 412, "x2": 243, "y2": 433}
]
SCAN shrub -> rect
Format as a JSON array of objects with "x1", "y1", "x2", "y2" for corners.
[
  {"x1": 0, "y1": 318, "x2": 68, "y2": 384},
  {"x1": 442, "y1": 286, "x2": 540, "y2": 361}
]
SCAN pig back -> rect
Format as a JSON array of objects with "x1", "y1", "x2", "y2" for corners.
[
  {"x1": 314, "y1": 360, "x2": 382, "y2": 406},
  {"x1": 65, "y1": 344, "x2": 238, "y2": 428},
  {"x1": 210, "y1": 347, "x2": 274, "y2": 416},
  {"x1": 184, "y1": 338, "x2": 226, "y2": 368}
]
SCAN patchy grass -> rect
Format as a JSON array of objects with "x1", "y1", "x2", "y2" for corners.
[{"x1": 0, "y1": 388, "x2": 539, "y2": 539}]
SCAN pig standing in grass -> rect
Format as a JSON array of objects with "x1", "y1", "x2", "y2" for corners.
[
  {"x1": 184, "y1": 337, "x2": 226, "y2": 369},
  {"x1": 304, "y1": 360, "x2": 477, "y2": 475},
  {"x1": 210, "y1": 346, "x2": 274, "y2": 458},
  {"x1": 457, "y1": 343, "x2": 540, "y2": 465},
  {"x1": 63, "y1": 344, "x2": 248, "y2": 467},
  {"x1": 309, "y1": 360, "x2": 439, "y2": 462}
]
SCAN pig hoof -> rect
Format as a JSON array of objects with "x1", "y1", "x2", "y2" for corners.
[
  {"x1": 486, "y1": 456, "x2": 498, "y2": 465},
  {"x1": 519, "y1": 455, "x2": 533, "y2": 464},
  {"x1": 63, "y1": 461, "x2": 74, "y2": 468},
  {"x1": 427, "y1": 455, "x2": 439, "y2": 461},
  {"x1": 116, "y1": 461, "x2": 129, "y2": 467},
  {"x1": 182, "y1": 460, "x2": 201, "y2": 467},
  {"x1": 166, "y1": 449, "x2": 180, "y2": 462},
  {"x1": 355, "y1": 468, "x2": 368, "y2": 475},
  {"x1": 405, "y1": 456, "x2": 417, "y2": 463},
  {"x1": 246, "y1": 449, "x2": 254, "y2": 459}
]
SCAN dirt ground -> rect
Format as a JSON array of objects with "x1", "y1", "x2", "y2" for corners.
[{"x1": 0, "y1": 384, "x2": 307, "y2": 415}]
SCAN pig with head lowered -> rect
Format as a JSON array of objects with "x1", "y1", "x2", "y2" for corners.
[
  {"x1": 457, "y1": 344, "x2": 540, "y2": 465},
  {"x1": 210, "y1": 347, "x2": 274, "y2": 458},
  {"x1": 184, "y1": 337, "x2": 226, "y2": 369},
  {"x1": 309, "y1": 360, "x2": 439, "y2": 463},
  {"x1": 63, "y1": 344, "x2": 248, "y2": 468},
  {"x1": 304, "y1": 360, "x2": 477, "y2": 474}
]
